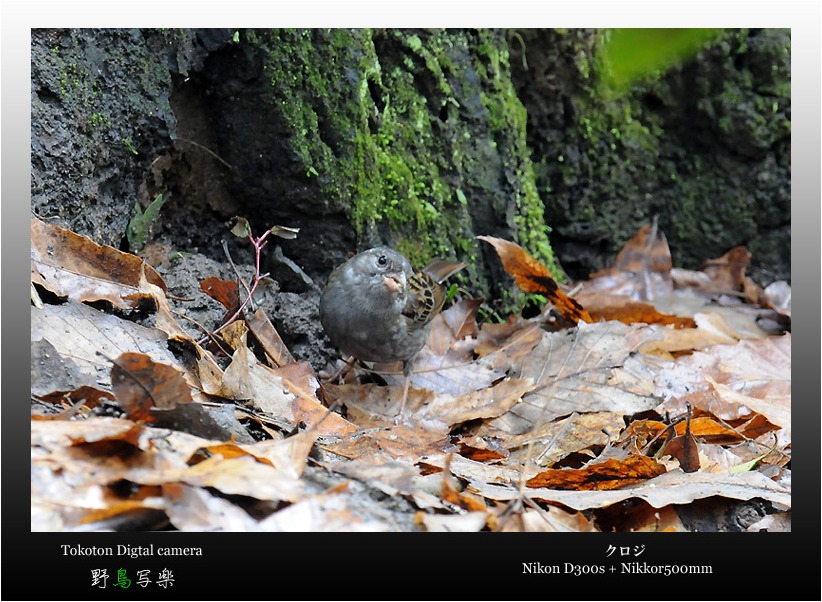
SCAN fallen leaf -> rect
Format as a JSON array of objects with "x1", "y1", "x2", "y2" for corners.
[
  {"x1": 200, "y1": 276, "x2": 240, "y2": 313},
  {"x1": 31, "y1": 337, "x2": 100, "y2": 397},
  {"x1": 661, "y1": 403, "x2": 700, "y2": 472},
  {"x1": 419, "y1": 512, "x2": 489, "y2": 532},
  {"x1": 274, "y1": 362, "x2": 358, "y2": 436},
  {"x1": 501, "y1": 411, "x2": 626, "y2": 467},
  {"x1": 588, "y1": 221, "x2": 673, "y2": 301},
  {"x1": 760, "y1": 281, "x2": 791, "y2": 317},
  {"x1": 526, "y1": 455, "x2": 667, "y2": 490},
  {"x1": 456, "y1": 435, "x2": 509, "y2": 462},
  {"x1": 32, "y1": 301, "x2": 196, "y2": 391},
  {"x1": 418, "y1": 377, "x2": 536, "y2": 428},
  {"x1": 707, "y1": 376, "x2": 791, "y2": 443},
  {"x1": 257, "y1": 491, "x2": 390, "y2": 532},
  {"x1": 470, "y1": 468, "x2": 791, "y2": 510},
  {"x1": 326, "y1": 460, "x2": 418, "y2": 497},
  {"x1": 110, "y1": 352, "x2": 193, "y2": 421},
  {"x1": 478, "y1": 235, "x2": 591, "y2": 326},
  {"x1": 701, "y1": 246, "x2": 752, "y2": 294},
  {"x1": 31, "y1": 216, "x2": 167, "y2": 309},
  {"x1": 247, "y1": 307, "x2": 296, "y2": 367},
  {"x1": 577, "y1": 294, "x2": 696, "y2": 329},
  {"x1": 162, "y1": 483, "x2": 260, "y2": 531},
  {"x1": 432, "y1": 298, "x2": 483, "y2": 353},
  {"x1": 502, "y1": 321, "x2": 664, "y2": 429},
  {"x1": 497, "y1": 506, "x2": 600, "y2": 532}
]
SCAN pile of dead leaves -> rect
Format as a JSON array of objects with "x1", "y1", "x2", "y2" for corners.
[{"x1": 31, "y1": 216, "x2": 790, "y2": 532}]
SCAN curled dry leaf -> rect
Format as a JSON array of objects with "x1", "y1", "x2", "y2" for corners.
[
  {"x1": 701, "y1": 246, "x2": 753, "y2": 294},
  {"x1": 497, "y1": 506, "x2": 600, "y2": 533},
  {"x1": 661, "y1": 403, "x2": 700, "y2": 473},
  {"x1": 477, "y1": 235, "x2": 591, "y2": 326},
  {"x1": 588, "y1": 222, "x2": 673, "y2": 301},
  {"x1": 575, "y1": 293, "x2": 696, "y2": 329},
  {"x1": 760, "y1": 280, "x2": 791, "y2": 317},
  {"x1": 525, "y1": 455, "x2": 667, "y2": 491},
  {"x1": 31, "y1": 216, "x2": 167, "y2": 309},
  {"x1": 200, "y1": 276, "x2": 240, "y2": 313},
  {"x1": 471, "y1": 469, "x2": 791, "y2": 511}
]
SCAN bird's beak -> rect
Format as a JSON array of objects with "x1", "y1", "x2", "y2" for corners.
[{"x1": 383, "y1": 273, "x2": 405, "y2": 293}]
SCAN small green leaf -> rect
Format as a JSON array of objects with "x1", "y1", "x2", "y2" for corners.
[
  {"x1": 229, "y1": 216, "x2": 252, "y2": 238},
  {"x1": 232, "y1": 31, "x2": 240, "y2": 43},
  {"x1": 267, "y1": 225, "x2": 300, "y2": 240},
  {"x1": 122, "y1": 137, "x2": 139, "y2": 155},
  {"x1": 126, "y1": 193, "x2": 166, "y2": 252}
]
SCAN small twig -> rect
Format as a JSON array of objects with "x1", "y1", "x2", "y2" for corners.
[
  {"x1": 172, "y1": 137, "x2": 235, "y2": 170},
  {"x1": 222, "y1": 239, "x2": 255, "y2": 304},
  {"x1": 197, "y1": 226, "x2": 272, "y2": 345},
  {"x1": 173, "y1": 310, "x2": 233, "y2": 357}
]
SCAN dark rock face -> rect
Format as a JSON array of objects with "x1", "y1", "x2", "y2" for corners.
[{"x1": 509, "y1": 28, "x2": 790, "y2": 283}]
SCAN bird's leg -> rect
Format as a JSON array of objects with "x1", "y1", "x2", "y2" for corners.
[
  {"x1": 395, "y1": 359, "x2": 413, "y2": 424},
  {"x1": 324, "y1": 354, "x2": 356, "y2": 384}
]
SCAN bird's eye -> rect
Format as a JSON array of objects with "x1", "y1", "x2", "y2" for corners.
[{"x1": 377, "y1": 254, "x2": 388, "y2": 267}]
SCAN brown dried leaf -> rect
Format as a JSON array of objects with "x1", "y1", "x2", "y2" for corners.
[
  {"x1": 274, "y1": 362, "x2": 357, "y2": 436},
  {"x1": 257, "y1": 491, "x2": 390, "y2": 531},
  {"x1": 470, "y1": 468, "x2": 791, "y2": 510},
  {"x1": 139, "y1": 454, "x2": 305, "y2": 502},
  {"x1": 456, "y1": 435, "x2": 509, "y2": 462},
  {"x1": 162, "y1": 483, "x2": 260, "y2": 531},
  {"x1": 199, "y1": 276, "x2": 240, "y2": 313},
  {"x1": 327, "y1": 460, "x2": 419, "y2": 497},
  {"x1": 707, "y1": 376, "x2": 791, "y2": 443},
  {"x1": 474, "y1": 319, "x2": 544, "y2": 372},
  {"x1": 477, "y1": 235, "x2": 591, "y2": 326},
  {"x1": 526, "y1": 455, "x2": 667, "y2": 490},
  {"x1": 497, "y1": 506, "x2": 600, "y2": 532},
  {"x1": 575, "y1": 293, "x2": 695, "y2": 329},
  {"x1": 701, "y1": 246, "x2": 752, "y2": 294},
  {"x1": 247, "y1": 307, "x2": 296, "y2": 367},
  {"x1": 436, "y1": 297, "x2": 482, "y2": 348},
  {"x1": 110, "y1": 352, "x2": 193, "y2": 421},
  {"x1": 593, "y1": 222, "x2": 673, "y2": 278},
  {"x1": 662, "y1": 405, "x2": 700, "y2": 472},
  {"x1": 32, "y1": 385, "x2": 114, "y2": 416},
  {"x1": 31, "y1": 216, "x2": 166, "y2": 309},
  {"x1": 654, "y1": 335, "x2": 790, "y2": 440},
  {"x1": 500, "y1": 321, "x2": 664, "y2": 431},
  {"x1": 193, "y1": 431, "x2": 318, "y2": 478},
  {"x1": 418, "y1": 377, "x2": 537, "y2": 428},
  {"x1": 31, "y1": 301, "x2": 188, "y2": 391},
  {"x1": 588, "y1": 222, "x2": 673, "y2": 300},
  {"x1": 501, "y1": 411, "x2": 626, "y2": 466},
  {"x1": 220, "y1": 340, "x2": 297, "y2": 420}
]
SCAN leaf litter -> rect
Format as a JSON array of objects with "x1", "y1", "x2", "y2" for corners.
[{"x1": 30, "y1": 218, "x2": 790, "y2": 532}]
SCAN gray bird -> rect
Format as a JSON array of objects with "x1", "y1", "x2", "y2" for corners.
[{"x1": 319, "y1": 246, "x2": 465, "y2": 418}]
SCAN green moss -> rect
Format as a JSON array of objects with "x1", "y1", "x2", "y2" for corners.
[{"x1": 257, "y1": 29, "x2": 560, "y2": 307}]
